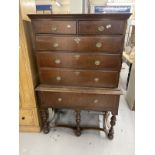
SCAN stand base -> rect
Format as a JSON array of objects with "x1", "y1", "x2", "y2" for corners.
[{"x1": 41, "y1": 109, "x2": 116, "y2": 140}]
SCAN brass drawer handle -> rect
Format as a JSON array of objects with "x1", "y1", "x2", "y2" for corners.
[
  {"x1": 94, "y1": 78, "x2": 99, "y2": 82},
  {"x1": 74, "y1": 54, "x2": 80, "y2": 60},
  {"x1": 95, "y1": 60, "x2": 101, "y2": 66},
  {"x1": 106, "y1": 24, "x2": 112, "y2": 29},
  {"x1": 55, "y1": 59, "x2": 61, "y2": 64},
  {"x1": 58, "y1": 98, "x2": 62, "y2": 102},
  {"x1": 96, "y1": 42, "x2": 102, "y2": 48},
  {"x1": 98, "y1": 26, "x2": 105, "y2": 31},
  {"x1": 75, "y1": 71, "x2": 80, "y2": 76},
  {"x1": 74, "y1": 37, "x2": 80, "y2": 44},
  {"x1": 53, "y1": 43, "x2": 59, "y2": 48},
  {"x1": 94, "y1": 99, "x2": 98, "y2": 103},
  {"x1": 56, "y1": 76, "x2": 61, "y2": 81},
  {"x1": 51, "y1": 27, "x2": 57, "y2": 31},
  {"x1": 67, "y1": 24, "x2": 71, "y2": 28}
]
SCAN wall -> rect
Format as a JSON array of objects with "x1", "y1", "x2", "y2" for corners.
[{"x1": 70, "y1": 0, "x2": 83, "y2": 13}]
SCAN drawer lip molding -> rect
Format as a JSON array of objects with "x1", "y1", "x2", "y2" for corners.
[
  {"x1": 38, "y1": 67, "x2": 120, "y2": 72},
  {"x1": 35, "y1": 84, "x2": 123, "y2": 95},
  {"x1": 28, "y1": 13, "x2": 131, "y2": 20}
]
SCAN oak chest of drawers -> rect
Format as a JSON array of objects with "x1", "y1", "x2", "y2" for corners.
[{"x1": 28, "y1": 14, "x2": 131, "y2": 139}]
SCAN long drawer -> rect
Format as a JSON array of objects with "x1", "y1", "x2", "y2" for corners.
[
  {"x1": 35, "y1": 35, "x2": 124, "y2": 53},
  {"x1": 32, "y1": 20, "x2": 76, "y2": 34},
  {"x1": 36, "y1": 52, "x2": 122, "y2": 70},
  {"x1": 38, "y1": 91, "x2": 120, "y2": 114},
  {"x1": 79, "y1": 20, "x2": 125, "y2": 35},
  {"x1": 39, "y1": 68, "x2": 119, "y2": 88}
]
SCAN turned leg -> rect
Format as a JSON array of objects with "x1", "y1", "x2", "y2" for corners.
[
  {"x1": 108, "y1": 115, "x2": 116, "y2": 140},
  {"x1": 41, "y1": 109, "x2": 50, "y2": 134},
  {"x1": 75, "y1": 110, "x2": 81, "y2": 136}
]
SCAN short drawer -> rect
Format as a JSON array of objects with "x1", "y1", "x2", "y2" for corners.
[
  {"x1": 32, "y1": 20, "x2": 76, "y2": 34},
  {"x1": 39, "y1": 68, "x2": 119, "y2": 88},
  {"x1": 36, "y1": 52, "x2": 122, "y2": 70},
  {"x1": 38, "y1": 91, "x2": 120, "y2": 114},
  {"x1": 35, "y1": 35, "x2": 123, "y2": 53},
  {"x1": 79, "y1": 20, "x2": 125, "y2": 35},
  {"x1": 19, "y1": 109, "x2": 35, "y2": 126}
]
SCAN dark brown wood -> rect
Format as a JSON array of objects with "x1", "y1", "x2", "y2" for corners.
[
  {"x1": 36, "y1": 52, "x2": 122, "y2": 70},
  {"x1": 41, "y1": 109, "x2": 50, "y2": 134},
  {"x1": 35, "y1": 84, "x2": 122, "y2": 95},
  {"x1": 39, "y1": 68, "x2": 119, "y2": 88},
  {"x1": 108, "y1": 115, "x2": 116, "y2": 140},
  {"x1": 75, "y1": 110, "x2": 81, "y2": 136},
  {"x1": 38, "y1": 91, "x2": 120, "y2": 115},
  {"x1": 79, "y1": 20, "x2": 125, "y2": 35},
  {"x1": 55, "y1": 124, "x2": 105, "y2": 132},
  {"x1": 28, "y1": 13, "x2": 131, "y2": 20},
  {"x1": 32, "y1": 20, "x2": 76, "y2": 34},
  {"x1": 35, "y1": 35, "x2": 124, "y2": 53},
  {"x1": 28, "y1": 13, "x2": 131, "y2": 139}
]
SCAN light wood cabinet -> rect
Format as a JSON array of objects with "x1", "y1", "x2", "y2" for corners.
[
  {"x1": 20, "y1": 0, "x2": 36, "y2": 21},
  {"x1": 19, "y1": 11, "x2": 40, "y2": 132}
]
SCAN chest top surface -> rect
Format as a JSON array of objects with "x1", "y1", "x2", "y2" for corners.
[{"x1": 28, "y1": 13, "x2": 131, "y2": 20}]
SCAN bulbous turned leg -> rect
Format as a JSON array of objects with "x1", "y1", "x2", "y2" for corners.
[
  {"x1": 75, "y1": 110, "x2": 81, "y2": 136},
  {"x1": 41, "y1": 109, "x2": 50, "y2": 134},
  {"x1": 108, "y1": 115, "x2": 116, "y2": 140}
]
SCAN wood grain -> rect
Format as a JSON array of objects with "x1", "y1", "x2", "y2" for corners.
[
  {"x1": 35, "y1": 35, "x2": 124, "y2": 53},
  {"x1": 32, "y1": 20, "x2": 76, "y2": 34},
  {"x1": 19, "y1": 16, "x2": 36, "y2": 108},
  {"x1": 28, "y1": 14, "x2": 131, "y2": 137},
  {"x1": 79, "y1": 20, "x2": 125, "y2": 35},
  {"x1": 39, "y1": 68, "x2": 119, "y2": 88},
  {"x1": 19, "y1": 11, "x2": 40, "y2": 132},
  {"x1": 20, "y1": 126, "x2": 40, "y2": 132},
  {"x1": 38, "y1": 91, "x2": 120, "y2": 115},
  {"x1": 35, "y1": 84, "x2": 122, "y2": 95},
  {"x1": 36, "y1": 52, "x2": 122, "y2": 70}
]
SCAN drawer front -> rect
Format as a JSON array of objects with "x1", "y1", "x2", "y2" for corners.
[
  {"x1": 32, "y1": 20, "x2": 76, "y2": 34},
  {"x1": 38, "y1": 91, "x2": 119, "y2": 113},
  {"x1": 36, "y1": 52, "x2": 121, "y2": 70},
  {"x1": 19, "y1": 109, "x2": 35, "y2": 126},
  {"x1": 79, "y1": 20, "x2": 125, "y2": 35},
  {"x1": 35, "y1": 36, "x2": 123, "y2": 53},
  {"x1": 39, "y1": 68, "x2": 119, "y2": 88}
]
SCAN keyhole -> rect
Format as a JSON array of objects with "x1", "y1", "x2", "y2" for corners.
[{"x1": 22, "y1": 117, "x2": 25, "y2": 120}]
